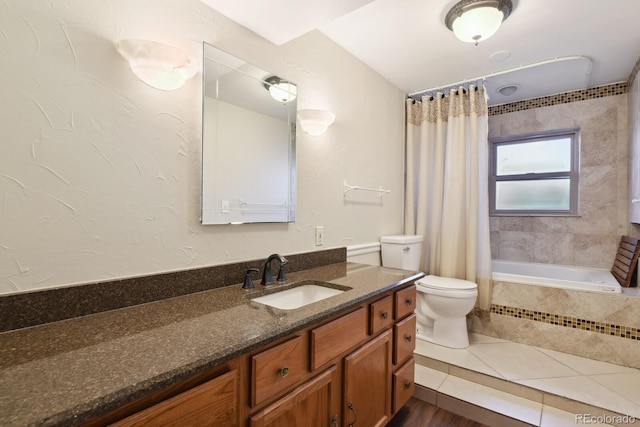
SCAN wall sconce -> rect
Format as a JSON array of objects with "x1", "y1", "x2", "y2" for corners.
[
  {"x1": 298, "y1": 109, "x2": 335, "y2": 136},
  {"x1": 117, "y1": 39, "x2": 197, "y2": 91},
  {"x1": 445, "y1": 0, "x2": 513, "y2": 45},
  {"x1": 264, "y1": 76, "x2": 297, "y2": 103}
]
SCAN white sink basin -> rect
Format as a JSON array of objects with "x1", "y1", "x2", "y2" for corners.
[{"x1": 250, "y1": 282, "x2": 349, "y2": 310}]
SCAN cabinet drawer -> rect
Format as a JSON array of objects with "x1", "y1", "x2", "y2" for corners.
[
  {"x1": 394, "y1": 314, "x2": 416, "y2": 366},
  {"x1": 311, "y1": 307, "x2": 367, "y2": 371},
  {"x1": 252, "y1": 336, "x2": 304, "y2": 407},
  {"x1": 393, "y1": 358, "x2": 415, "y2": 413},
  {"x1": 369, "y1": 295, "x2": 394, "y2": 335},
  {"x1": 113, "y1": 369, "x2": 238, "y2": 427},
  {"x1": 395, "y1": 285, "x2": 416, "y2": 320}
]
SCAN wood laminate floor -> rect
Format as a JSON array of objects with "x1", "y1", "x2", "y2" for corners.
[{"x1": 387, "y1": 398, "x2": 490, "y2": 427}]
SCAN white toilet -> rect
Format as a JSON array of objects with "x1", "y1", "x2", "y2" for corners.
[
  {"x1": 414, "y1": 275, "x2": 477, "y2": 349},
  {"x1": 380, "y1": 235, "x2": 478, "y2": 349}
]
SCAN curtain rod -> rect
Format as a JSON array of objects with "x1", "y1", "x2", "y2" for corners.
[
  {"x1": 408, "y1": 55, "x2": 591, "y2": 100},
  {"x1": 409, "y1": 83, "x2": 480, "y2": 102}
]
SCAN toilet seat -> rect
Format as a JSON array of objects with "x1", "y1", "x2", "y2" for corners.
[{"x1": 416, "y1": 275, "x2": 477, "y2": 291}]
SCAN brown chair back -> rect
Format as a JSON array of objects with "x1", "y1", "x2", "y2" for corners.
[{"x1": 611, "y1": 236, "x2": 640, "y2": 287}]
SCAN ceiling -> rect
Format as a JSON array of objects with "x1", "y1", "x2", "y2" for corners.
[{"x1": 200, "y1": 0, "x2": 640, "y2": 106}]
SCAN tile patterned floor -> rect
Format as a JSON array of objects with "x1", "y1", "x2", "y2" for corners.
[{"x1": 414, "y1": 333, "x2": 640, "y2": 426}]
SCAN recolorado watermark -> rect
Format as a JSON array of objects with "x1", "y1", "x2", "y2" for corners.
[{"x1": 575, "y1": 413, "x2": 637, "y2": 424}]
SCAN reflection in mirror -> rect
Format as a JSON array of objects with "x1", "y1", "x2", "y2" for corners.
[{"x1": 202, "y1": 43, "x2": 297, "y2": 224}]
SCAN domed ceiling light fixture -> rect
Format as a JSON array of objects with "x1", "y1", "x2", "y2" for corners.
[
  {"x1": 445, "y1": 0, "x2": 513, "y2": 45},
  {"x1": 264, "y1": 76, "x2": 297, "y2": 103}
]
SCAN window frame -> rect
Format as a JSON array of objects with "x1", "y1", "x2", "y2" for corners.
[{"x1": 489, "y1": 127, "x2": 580, "y2": 217}]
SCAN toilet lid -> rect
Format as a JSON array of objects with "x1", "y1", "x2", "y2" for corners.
[
  {"x1": 416, "y1": 275, "x2": 477, "y2": 291},
  {"x1": 380, "y1": 235, "x2": 423, "y2": 244}
]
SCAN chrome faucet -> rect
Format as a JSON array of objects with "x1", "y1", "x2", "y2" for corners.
[{"x1": 261, "y1": 253, "x2": 288, "y2": 285}]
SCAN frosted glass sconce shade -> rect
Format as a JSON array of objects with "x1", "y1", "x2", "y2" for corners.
[
  {"x1": 298, "y1": 109, "x2": 335, "y2": 136},
  {"x1": 445, "y1": 0, "x2": 512, "y2": 44},
  {"x1": 117, "y1": 39, "x2": 197, "y2": 90}
]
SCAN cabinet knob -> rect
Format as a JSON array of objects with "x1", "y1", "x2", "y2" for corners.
[
  {"x1": 404, "y1": 381, "x2": 411, "y2": 390},
  {"x1": 406, "y1": 298, "x2": 413, "y2": 305},
  {"x1": 381, "y1": 311, "x2": 389, "y2": 319},
  {"x1": 405, "y1": 335, "x2": 412, "y2": 343},
  {"x1": 279, "y1": 366, "x2": 289, "y2": 378}
]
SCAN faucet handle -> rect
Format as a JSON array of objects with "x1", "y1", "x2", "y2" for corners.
[
  {"x1": 261, "y1": 265, "x2": 274, "y2": 285},
  {"x1": 277, "y1": 260, "x2": 288, "y2": 282},
  {"x1": 276, "y1": 262, "x2": 287, "y2": 282},
  {"x1": 243, "y1": 268, "x2": 260, "y2": 289}
]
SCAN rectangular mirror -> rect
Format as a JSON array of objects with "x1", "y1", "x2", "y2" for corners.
[{"x1": 202, "y1": 43, "x2": 297, "y2": 224}]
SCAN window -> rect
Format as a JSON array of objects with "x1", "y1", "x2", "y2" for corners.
[{"x1": 489, "y1": 128, "x2": 580, "y2": 216}]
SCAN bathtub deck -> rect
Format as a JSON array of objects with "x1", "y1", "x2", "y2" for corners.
[{"x1": 414, "y1": 333, "x2": 640, "y2": 426}]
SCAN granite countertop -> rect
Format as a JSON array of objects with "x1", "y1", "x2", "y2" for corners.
[{"x1": 0, "y1": 262, "x2": 423, "y2": 427}]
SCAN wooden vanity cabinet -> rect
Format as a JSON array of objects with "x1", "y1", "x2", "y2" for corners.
[
  {"x1": 248, "y1": 283, "x2": 417, "y2": 427},
  {"x1": 89, "y1": 282, "x2": 418, "y2": 427}
]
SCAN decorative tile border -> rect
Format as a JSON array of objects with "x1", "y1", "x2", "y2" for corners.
[
  {"x1": 488, "y1": 82, "x2": 628, "y2": 116},
  {"x1": 491, "y1": 303, "x2": 639, "y2": 341}
]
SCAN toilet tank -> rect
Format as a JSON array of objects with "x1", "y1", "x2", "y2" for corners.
[{"x1": 380, "y1": 235, "x2": 423, "y2": 271}]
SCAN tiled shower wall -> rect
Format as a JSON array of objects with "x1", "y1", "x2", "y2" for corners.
[
  {"x1": 488, "y1": 84, "x2": 634, "y2": 269},
  {"x1": 629, "y1": 58, "x2": 640, "y2": 227},
  {"x1": 469, "y1": 74, "x2": 640, "y2": 368}
]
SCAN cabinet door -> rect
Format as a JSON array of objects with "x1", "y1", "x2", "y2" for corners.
[
  {"x1": 343, "y1": 329, "x2": 392, "y2": 427},
  {"x1": 250, "y1": 366, "x2": 338, "y2": 427},
  {"x1": 113, "y1": 369, "x2": 238, "y2": 427}
]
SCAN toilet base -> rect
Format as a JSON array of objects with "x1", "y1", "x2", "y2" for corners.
[{"x1": 416, "y1": 316, "x2": 470, "y2": 349}]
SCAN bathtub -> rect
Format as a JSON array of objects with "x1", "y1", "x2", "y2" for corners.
[{"x1": 492, "y1": 260, "x2": 621, "y2": 293}]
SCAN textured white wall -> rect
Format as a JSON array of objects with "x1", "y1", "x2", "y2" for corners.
[{"x1": 0, "y1": 0, "x2": 406, "y2": 294}]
